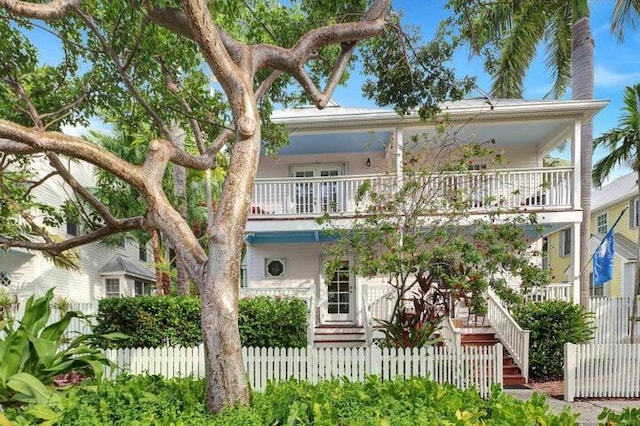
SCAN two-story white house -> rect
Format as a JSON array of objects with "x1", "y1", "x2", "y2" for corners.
[
  {"x1": 243, "y1": 99, "x2": 606, "y2": 344},
  {"x1": 0, "y1": 156, "x2": 155, "y2": 303}
]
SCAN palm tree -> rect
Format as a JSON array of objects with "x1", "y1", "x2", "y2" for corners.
[
  {"x1": 450, "y1": 0, "x2": 594, "y2": 306},
  {"x1": 593, "y1": 84, "x2": 640, "y2": 342}
]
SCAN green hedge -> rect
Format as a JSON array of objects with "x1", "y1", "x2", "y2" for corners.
[
  {"x1": 94, "y1": 295, "x2": 308, "y2": 348},
  {"x1": 511, "y1": 300, "x2": 594, "y2": 379},
  {"x1": 5, "y1": 375, "x2": 580, "y2": 425}
]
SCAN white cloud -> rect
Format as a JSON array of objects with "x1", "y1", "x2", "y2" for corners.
[{"x1": 594, "y1": 65, "x2": 640, "y2": 89}]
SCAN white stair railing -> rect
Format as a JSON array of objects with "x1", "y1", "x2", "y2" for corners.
[
  {"x1": 486, "y1": 288, "x2": 530, "y2": 381},
  {"x1": 438, "y1": 316, "x2": 462, "y2": 347}
]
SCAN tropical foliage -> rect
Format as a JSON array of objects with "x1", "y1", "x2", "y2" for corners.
[
  {"x1": 3, "y1": 374, "x2": 579, "y2": 425},
  {"x1": 0, "y1": 289, "x2": 122, "y2": 406}
]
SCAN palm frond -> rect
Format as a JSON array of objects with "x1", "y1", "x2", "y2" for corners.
[
  {"x1": 611, "y1": 0, "x2": 640, "y2": 41},
  {"x1": 543, "y1": 4, "x2": 572, "y2": 99},
  {"x1": 491, "y1": 2, "x2": 548, "y2": 98}
]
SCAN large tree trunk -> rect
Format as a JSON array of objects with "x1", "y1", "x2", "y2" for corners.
[
  {"x1": 572, "y1": 10, "x2": 594, "y2": 308},
  {"x1": 169, "y1": 124, "x2": 191, "y2": 295},
  {"x1": 199, "y1": 95, "x2": 261, "y2": 412}
]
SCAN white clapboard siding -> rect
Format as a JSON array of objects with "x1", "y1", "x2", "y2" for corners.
[
  {"x1": 565, "y1": 343, "x2": 640, "y2": 401},
  {"x1": 104, "y1": 344, "x2": 502, "y2": 398}
]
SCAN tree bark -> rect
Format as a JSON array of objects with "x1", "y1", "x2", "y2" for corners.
[
  {"x1": 572, "y1": 12, "x2": 594, "y2": 309},
  {"x1": 169, "y1": 123, "x2": 191, "y2": 295}
]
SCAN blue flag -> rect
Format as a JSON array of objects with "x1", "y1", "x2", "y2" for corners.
[{"x1": 593, "y1": 230, "x2": 614, "y2": 287}]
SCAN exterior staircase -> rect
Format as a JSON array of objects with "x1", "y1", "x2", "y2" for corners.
[
  {"x1": 460, "y1": 328, "x2": 526, "y2": 386},
  {"x1": 313, "y1": 324, "x2": 366, "y2": 348}
]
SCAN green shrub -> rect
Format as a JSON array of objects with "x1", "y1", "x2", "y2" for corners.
[
  {"x1": 95, "y1": 295, "x2": 308, "y2": 348},
  {"x1": 238, "y1": 296, "x2": 307, "y2": 348},
  {"x1": 94, "y1": 296, "x2": 201, "y2": 348},
  {"x1": 511, "y1": 300, "x2": 595, "y2": 379},
  {"x1": 5, "y1": 375, "x2": 579, "y2": 425}
]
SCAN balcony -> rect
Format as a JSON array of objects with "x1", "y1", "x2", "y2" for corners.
[{"x1": 249, "y1": 167, "x2": 574, "y2": 218}]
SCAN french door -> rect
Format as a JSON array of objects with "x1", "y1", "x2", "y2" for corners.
[{"x1": 291, "y1": 164, "x2": 344, "y2": 214}]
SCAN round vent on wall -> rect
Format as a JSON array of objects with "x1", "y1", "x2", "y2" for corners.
[{"x1": 265, "y1": 258, "x2": 285, "y2": 278}]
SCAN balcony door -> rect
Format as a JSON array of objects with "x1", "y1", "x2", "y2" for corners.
[{"x1": 291, "y1": 164, "x2": 345, "y2": 214}]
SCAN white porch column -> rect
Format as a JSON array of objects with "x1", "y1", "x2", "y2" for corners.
[
  {"x1": 571, "y1": 222, "x2": 581, "y2": 304},
  {"x1": 396, "y1": 127, "x2": 404, "y2": 188},
  {"x1": 243, "y1": 238, "x2": 252, "y2": 288},
  {"x1": 572, "y1": 119, "x2": 582, "y2": 210}
]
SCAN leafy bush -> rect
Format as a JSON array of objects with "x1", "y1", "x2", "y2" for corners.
[
  {"x1": 599, "y1": 407, "x2": 640, "y2": 425},
  {"x1": 511, "y1": 300, "x2": 595, "y2": 379},
  {"x1": 0, "y1": 289, "x2": 122, "y2": 406},
  {"x1": 94, "y1": 296, "x2": 201, "y2": 348},
  {"x1": 95, "y1": 295, "x2": 308, "y2": 348},
  {"x1": 238, "y1": 296, "x2": 307, "y2": 348},
  {"x1": 4, "y1": 374, "x2": 579, "y2": 425}
]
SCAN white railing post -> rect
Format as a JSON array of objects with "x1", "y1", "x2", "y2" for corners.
[{"x1": 564, "y1": 342, "x2": 576, "y2": 401}]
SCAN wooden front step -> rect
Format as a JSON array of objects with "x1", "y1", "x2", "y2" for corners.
[
  {"x1": 313, "y1": 324, "x2": 366, "y2": 348},
  {"x1": 460, "y1": 331, "x2": 526, "y2": 386}
]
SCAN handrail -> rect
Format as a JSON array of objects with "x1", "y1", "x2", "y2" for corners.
[
  {"x1": 362, "y1": 292, "x2": 373, "y2": 347},
  {"x1": 486, "y1": 288, "x2": 530, "y2": 381},
  {"x1": 439, "y1": 316, "x2": 462, "y2": 347}
]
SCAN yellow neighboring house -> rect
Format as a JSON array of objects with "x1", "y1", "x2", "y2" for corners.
[{"x1": 548, "y1": 172, "x2": 638, "y2": 296}]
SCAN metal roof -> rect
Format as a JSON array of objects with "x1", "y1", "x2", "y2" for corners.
[
  {"x1": 592, "y1": 172, "x2": 638, "y2": 212},
  {"x1": 99, "y1": 255, "x2": 156, "y2": 282}
]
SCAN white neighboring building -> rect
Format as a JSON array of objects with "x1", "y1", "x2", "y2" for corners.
[{"x1": 0, "y1": 156, "x2": 155, "y2": 303}]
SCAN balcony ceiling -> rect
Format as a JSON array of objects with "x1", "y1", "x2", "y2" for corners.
[
  {"x1": 405, "y1": 118, "x2": 570, "y2": 149},
  {"x1": 272, "y1": 131, "x2": 391, "y2": 155}
]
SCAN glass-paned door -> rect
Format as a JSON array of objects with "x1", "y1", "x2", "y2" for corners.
[
  {"x1": 320, "y1": 170, "x2": 341, "y2": 212},
  {"x1": 294, "y1": 170, "x2": 314, "y2": 214},
  {"x1": 327, "y1": 261, "x2": 355, "y2": 322},
  {"x1": 291, "y1": 164, "x2": 344, "y2": 214}
]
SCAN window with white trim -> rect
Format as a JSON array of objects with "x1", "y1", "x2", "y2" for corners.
[
  {"x1": 105, "y1": 278, "x2": 120, "y2": 298},
  {"x1": 66, "y1": 222, "x2": 79, "y2": 236},
  {"x1": 596, "y1": 213, "x2": 608, "y2": 235},
  {"x1": 134, "y1": 280, "x2": 153, "y2": 296},
  {"x1": 139, "y1": 244, "x2": 148, "y2": 262},
  {"x1": 0, "y1": 271, "x2": 11, "y2": 287},
  {"x1": 631, "y1": 198, "x2": 640, "y2": 229},
  {"x1": 265, "y1": 258, "x2": 285, "y2": 278},
  {"x1": 559, "y1": 228, "x2": 571, "y2": 257}
]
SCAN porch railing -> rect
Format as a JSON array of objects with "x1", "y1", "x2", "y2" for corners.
[
  {"x1": 506, "y1": 282, "x2": 573, "y2": 303},
  {"x1": 250, "y1": 167, "x2": 574, "y2": 217},
  {"x1": 486, "y1": 288, "x2": 530, "y2": 381},
  {"x1": 362, "y1": 285, "x2": 395, "y2": 323}
]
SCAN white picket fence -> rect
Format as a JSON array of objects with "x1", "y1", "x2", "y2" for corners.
[
  {"x1": 591, "y1": 297, "x2": 640, "y2": 343},
  {"x1": 7, "y1": 301, "x2": 98, "y2": 337},
  {"x1": 104, "y1": 344, "x2": 503, "y2": 398},
  {"x1": 564, "y1": 343, "x2": 640, "y2": 401}
]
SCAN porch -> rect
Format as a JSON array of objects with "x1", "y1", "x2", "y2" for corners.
[{"x1": 249, "y1": 167, "x2": 575, "y2": 218}]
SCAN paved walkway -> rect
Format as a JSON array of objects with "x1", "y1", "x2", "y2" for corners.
[{"x1": 505, "y1": 388, "x2": 640, "y2": 425}]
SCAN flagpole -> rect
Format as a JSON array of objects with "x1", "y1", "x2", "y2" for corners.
[{"x1": 579, "y1": 206, "x2": 629, "y2": 287}]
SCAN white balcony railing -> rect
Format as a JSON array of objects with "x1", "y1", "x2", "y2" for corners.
[{"x1": 250, "y1": 167, "x2": 573, "y2": 217}]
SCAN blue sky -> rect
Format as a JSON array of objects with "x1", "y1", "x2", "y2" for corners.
[
  {"x1": 29, "y1": 1, "x2": 640, "y2": 179},
  {"x1": 332, "y1": 0, "x2": 640, "y2": 180}
]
